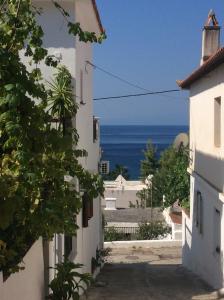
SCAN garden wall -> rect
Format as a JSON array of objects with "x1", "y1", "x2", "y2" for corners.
[{"x1": 0, "y1": 238, "x2": 45, "y2": 300}]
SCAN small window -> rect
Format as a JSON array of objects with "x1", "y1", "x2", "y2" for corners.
[
  {"x1": 93, "y1": 117, "x2": 99, "y2": 142},
  {"x1": 89, "y1": 198, "x2": 93, "y2": 219},
  {"x1": 214, "y1": 208, "x2": 221, "y2": 254},
  {"x1": 82, "y1": 193, "x2": 89, "y2": 228},
  {"x1": 80, "y1": 69, "x2": 85, "y2": 105},
  {"x1": 195, "y1": 191, "x2": 203, "y2": 234},
  {"x1": 100, "y1": 161, "x2": 110, "y2": 175},
  {"x1": 64, "y1": 235, "x2": 72, "y2": 258},
  {"x1": 214, "y1": 97, "x2": 221, "y2": 147},
  {"x1": 82, "y1": 193, "x2": 94, "y2": 227}
]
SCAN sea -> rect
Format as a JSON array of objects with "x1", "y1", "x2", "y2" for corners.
[{"x1": 100, "y1": 125, "x2": 189, "y2": 179}]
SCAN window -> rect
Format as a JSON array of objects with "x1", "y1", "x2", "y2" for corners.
[
  {"x1": 80, "y1": 69, "x2": 85, "y2": 105},
  {"x1": 64, "y1": 235, "x2": 72, "y2": 258},
  {"x1": 93, "y1": 117, "x2": 99, "y2": 142},
  {"x1": 214, "y1": 97, "x2": 221, "y2": 147},
  {"x1": 100, "y1": 161, "x2": 110, "y2": 175},
  {"x1": 214, "y1": 208, "x2": 221, "y2": 254},
  {"x1": 195, "y1": 191, "x2": 203, "y2": 234},
  {"x1": 82, "y1": 193, "x2": 94, "y2": 228}
]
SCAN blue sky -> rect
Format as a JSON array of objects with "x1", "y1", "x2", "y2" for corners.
[{"x1": 93, "y1": 0, "x2": 224, "y2": 125}]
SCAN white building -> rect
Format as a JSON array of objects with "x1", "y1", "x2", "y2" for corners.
[
  {"x1": 178, "y1": 11, "x2": 224, "y2": 289},
  {"x1": 0, "y1": 1, "x2": 104, "y2": 299},
  {"x1": 103, "y1": 175, "x2": 147, "y2": 209}
]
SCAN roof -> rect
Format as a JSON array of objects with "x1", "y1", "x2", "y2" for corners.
[
  {"x1": 91, "y1": 0, "x2": 104, "y2": 34},
  {"x1": 104, "y1": 177, "x2": 146, "y2": 191},
  {"x1": 104, "y1": 208, "x2": 165, "y2": 223},
  {"x1": 177, "y1": 47, "x2": 224, "y2": 89}
]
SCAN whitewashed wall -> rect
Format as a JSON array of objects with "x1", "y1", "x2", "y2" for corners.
[
  {"x1": 183, "y1": 173, "x2": 224, "y2": 289},
  {"x1": 183, "y1": 57, "x2": 224, "y2": 289},
  {"x1": 189, "y1": 64, "x2": 224, "y2": 192},
  {"x1": 2, "y1": 2, "x2": 102, "y2": 298},
  {"x1": 103, "y1": 189, "x2": 140, "y2": 209},
  {"x1": 35, "y1": 0, "x2": 102, "y2": 275},
  {"x1": 74, "y1": 0, "x2": 102, "y2": 274},
  {"x1": 0, "y1": 239, "x2": 45, "y2": 300}
]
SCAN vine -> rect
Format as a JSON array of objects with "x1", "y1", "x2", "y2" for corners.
[{"x1": 0, "y1": 0, "x2": 105, "y2": 277}]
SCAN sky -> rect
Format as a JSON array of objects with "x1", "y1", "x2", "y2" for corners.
[{"x1": 93, "y1": 0, "x2": 224, "y2": 125}]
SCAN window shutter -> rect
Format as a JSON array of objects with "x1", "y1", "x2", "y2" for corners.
[
  {"x1": 214, "y1": 208, "x2": 221, "y2": 254},
  {"x1": 64, "y1": 235, "x2": 72, "y2": 258},
  {"x1": 196, "y1": 191, "x2": 203, "y2": 234},
  {"x1": 82, "y1": 193, "x2": 89, "y2": 228},
  {"x1": 93, "y1": 117, "x2": 99, "y2": 142}
]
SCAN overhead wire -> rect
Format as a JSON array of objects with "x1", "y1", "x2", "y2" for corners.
[
  {"x1": 93, "y1": 89, "x2": 181, "y2": 101},
  {"x1": 86, "y1": 61, "x2": 188, "y2": 101}
]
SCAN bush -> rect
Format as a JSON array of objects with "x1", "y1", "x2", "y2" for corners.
[
  {"x1": 47, "y1": 258, "x2": 92, "y2": 300},
  {"x1": 137, "y1": 222, "x2": 171, "y2": 240},
  {"x1": 104, "y1": 227, "x2": 131, "y2": 242}
]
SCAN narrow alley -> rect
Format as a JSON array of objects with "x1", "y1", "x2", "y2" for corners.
[{"x1": 84, "y1": 246, "x2": 220, "y2": 300}]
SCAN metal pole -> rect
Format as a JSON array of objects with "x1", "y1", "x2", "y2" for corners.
[{"x1": 151, "y1": 181, "x2": 153, "y2": 221}]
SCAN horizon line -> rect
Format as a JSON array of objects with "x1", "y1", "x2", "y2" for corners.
[{"x1": 100, "y1": 124, "x2": 189, "y2": 126}]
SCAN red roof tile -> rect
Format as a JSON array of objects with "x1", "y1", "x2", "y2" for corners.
[{"x1": 177, "y1": 47, "x2": 224, "y2": 89}]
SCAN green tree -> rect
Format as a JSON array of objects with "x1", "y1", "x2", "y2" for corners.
[
  {"x1": 103, "y1": 164, "x2": 130, "y2": 180},
  {"x1": 0, "y1": 0, "x2": 105, "y2": 277},
  {"x1": 152, "y1": 145, "x2": 190, "y2": 208},
  {"x1": 140, "y1": 140, "x2": 158, "y2": 180}
]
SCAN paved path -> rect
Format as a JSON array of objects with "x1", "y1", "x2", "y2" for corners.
[{"x1": 83, "y1": 246, "x2": 221, "y2": 300}]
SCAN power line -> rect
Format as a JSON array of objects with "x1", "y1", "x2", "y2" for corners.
[
  {"x1": 86, "y1": 60, "x2": 152, "y2": 93},
  {"x1": 93, "y1": 89, "x2": 180, "y2": 101},
  {"x1": 86, "y1": 61, "x2": 187, "y2": 101}
]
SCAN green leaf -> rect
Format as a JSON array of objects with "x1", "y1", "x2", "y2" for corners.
[{"x1": 4, "y1": 84, "x2": 15, "y2": 91}]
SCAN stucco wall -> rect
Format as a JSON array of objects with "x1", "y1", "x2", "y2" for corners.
[
  {"x1": 0, "y1": 239, "x2": 45, "y2": 300},
  {"x1": 35, "y1": 0, "x2": 102, "y2": 279},
  {"x1": 74, "y1": 28, "x2": 102, "y2": 275},
  {"x1": 3, "y1": 3, "x2": 102, "y2": 298},
  {"x1": 34, "y1": 0, "x2": 76, "y2": 81},
  {"x1": 182, "y1": 174, "x2": 224, "y2": 289},
  {"x1": 189, "y1": 64, "x2": 224, "y2": 192},
  {"x1": 103, "y1": 189, "x2": 140, "y2": 209}
]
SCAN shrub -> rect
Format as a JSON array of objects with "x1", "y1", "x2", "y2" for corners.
[
  {"x1": 104, "y1": 227, "x2": 130, "y2": 242},
  {"x1": 137, "y1": 222, "x2": 171, "y2": 240},
  {"x1": 47, "y1": 258, "x2": 92, "y2": 300}
]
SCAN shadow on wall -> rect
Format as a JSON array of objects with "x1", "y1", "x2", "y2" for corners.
[
  {"x1": 193, "y1": 150, "x2": 224, "y2": 192},
  {"x1": 183, "y1": 150, "x2": 224, "y2": 289}
]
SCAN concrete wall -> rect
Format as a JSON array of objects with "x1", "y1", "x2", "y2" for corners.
[
  {"x1": 189, "y1": 64, "x2": 224, "y2": 192},
  {"x1": 0, "y1": 239, "x2": 45, "y2": 300},
  {"x1": 103, "y1": 189, "x2": 140, "y2": 209},
  {"x1": 5, "y1": 1, "x2": 102, "y2": 297},
  {"x1": 2, "y1": 2, "x2": 76, "y2": 298},
  {"x1": 183, "y1": 174, "x2": 224, "y2": 289},
  {"x1": 184, "y1": 61, "x2": 224, "y2": 289},
  {"x1": 36, "y1": 0, "x2": 102, "y2": 275},
  {"x1": 74, "y1": 0, "x2": 102, "y2": 275},
  {"x1": 105, "y1": 240, "x2": 182, "y2": 249}
]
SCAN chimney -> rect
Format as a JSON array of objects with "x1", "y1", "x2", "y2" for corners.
[{"x1": 201, "y1": 10, "x2": 220, "y2": 65}]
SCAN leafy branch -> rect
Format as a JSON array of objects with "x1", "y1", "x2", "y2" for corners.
[
  {"x1": 47, "y1": 259, "x2": 92, "y2": 300},
  {"x1": 0, "y1": 0, "x2": 105, "y2": 277}
]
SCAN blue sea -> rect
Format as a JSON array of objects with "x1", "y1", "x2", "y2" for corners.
[{"x1": 100, "y1": 125, "x2": 189, "y2": 179}]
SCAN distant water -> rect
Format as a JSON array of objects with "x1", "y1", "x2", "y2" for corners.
[{"x1": 101, "y1": 125, "x2": 189, "y2": 179}]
